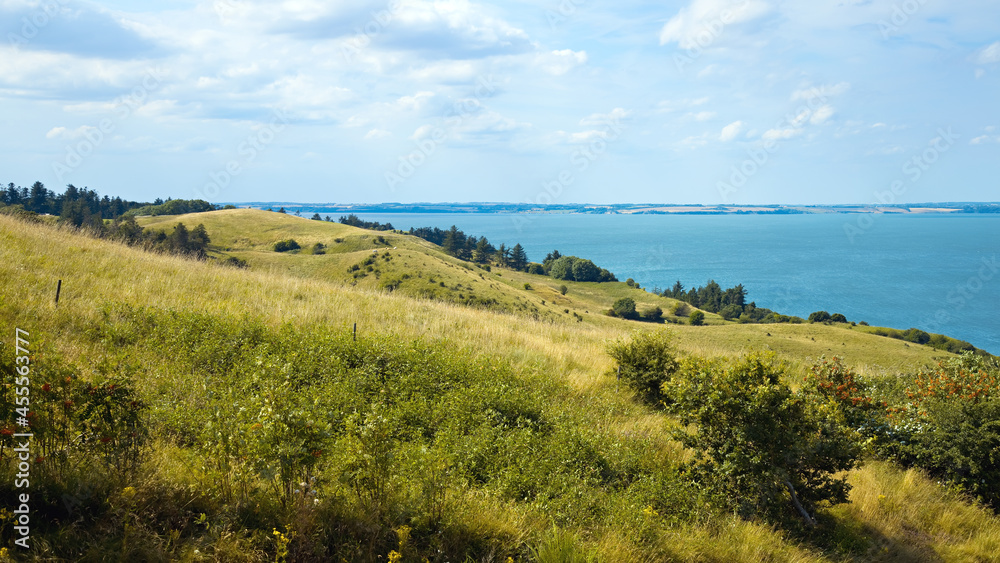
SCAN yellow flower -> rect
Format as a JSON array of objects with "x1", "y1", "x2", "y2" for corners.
[
  {"x1": 642, "y1": 505, "x2": 659, "y2": 517},
  {"x1": 122, "y1": 486, "x2": 137, "y2": 500},
  {"x1": 388, "y1": 550, "x2": 402, "y2": 563}
]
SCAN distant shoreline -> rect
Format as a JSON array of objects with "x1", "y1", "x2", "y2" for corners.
[{"x1": 224, "y1": 202, "x2": 1000, "y2": 215}]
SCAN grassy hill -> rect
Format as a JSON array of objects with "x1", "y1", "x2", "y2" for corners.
[{"x1": 2, "y1": 210, "x2": 999, "y2": 561}]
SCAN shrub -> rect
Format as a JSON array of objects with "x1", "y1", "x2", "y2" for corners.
[
  {"x1": 664, "y1": 353, "x2": 859, "y2": 526},
  {"x1": 719, "y1": 304, "x2": 743, "y2": 321},
  {"x1": 641, "y1": 306, "x2": 663, "y2": 323},
  {"x1": 273, "y1": 239, "x2": 300, "y2": 252},
  {"x1": 524, "y1": 283, "x2": 532, "y2": 290},
  {"x1": 808, "y1": 311, "x2": 831, "y2": 323},
  {"x1": 625, "y1": 278, "x2": 636, "y2": 288},
  {"x1": 688, "y1": 310, "x2": 705, "y2": 326},
  {"x1": 610, "y1": 297, "x2": 637, "y2": 319},
  {"x1": 830, "y1": 313, "x2": 848, "y2": 323},
  {"x1": 606, "y1": 331, "x2": 678, "y2": 405},
  {"x1": 527, "y1": 263, "x2": 545, "y2": 275},
  {"x1": 558, "y1": 285, "x2": 568, "y2": 295},
  {"x1": 670, "y1": 302, "x2": 689, "y2": 316},
  {"x1": 311, "y1": 242, "x2": 326, "y2": 255}
]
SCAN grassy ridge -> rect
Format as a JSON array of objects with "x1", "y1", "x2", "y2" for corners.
[{"x1": 3, "y1": 212, "x2": 999, "y2": 561}]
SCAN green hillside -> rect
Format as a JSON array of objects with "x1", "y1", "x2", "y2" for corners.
[{"x1": 2, "y1": 210, "x2": 999, "y2": 562}]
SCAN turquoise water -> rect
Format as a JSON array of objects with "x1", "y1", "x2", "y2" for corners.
[{"x1": 342, "y1": 212, "x2": 1000, "y2": 354}]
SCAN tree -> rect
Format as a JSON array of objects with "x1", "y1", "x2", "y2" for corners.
[
  {"x1": 547, "y1": 256, "x2": 575, "y2": 280},
  {"x1": 664, "y1": 353, "x2": 859, "y2": 526},
  {"x1": 473, "y1": 237, "x2": 494, "y2": 263},
  {"x1": 508, "y1": 243, "x2": 528, "y2": 271},
  {"x1": 830, "y1": 313, "x2": 848, "y2": 323},
  {"x1": 169, "y1": 223, "x2": 189, "y2": 253},
  {"x1": 277, "y1": 207, "x2": 286, "y2": 214},
  {"x1": 571, "y1": 258, "x2": 600, "y2": 282},
  {"x1": 558, "y1": 285, "x2": 568, "y2": 295},
  {"x1": 808, "y1": 311, "x2": 832, "y2": 323},
  {"x1": 311, "y1": 213, "x2": 322, "y2": 221},
  {"x1": 607, "y1": 331, "x2": 678, "y2": 405},
  {"x1": 689, "y1": 310, "x2": 705, "y2": 326},
  {"x1": 610, "y1": 297, "x2": 637, "y2": 319}
]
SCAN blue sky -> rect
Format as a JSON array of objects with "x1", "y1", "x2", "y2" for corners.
[{"x1": 2, "y1": 0, "x2": 999, "y2": 204}]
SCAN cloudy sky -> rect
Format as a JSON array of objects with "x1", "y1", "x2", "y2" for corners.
[{"x1": 2, "y1": 0, "x2": 999, "y2": 204}]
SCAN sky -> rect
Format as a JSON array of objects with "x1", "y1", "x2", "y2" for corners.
[{"x1": 1, "y1": 0, "x2": 999, "y2": 205}]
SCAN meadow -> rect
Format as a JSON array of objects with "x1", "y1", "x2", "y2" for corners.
[{"x1": 1, "y1": 209, "x2": 999, "y2": 562}]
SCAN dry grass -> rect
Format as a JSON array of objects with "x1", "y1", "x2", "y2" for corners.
[{"x1": 4, "y1": 213, "x2": 999, "y2": 561}]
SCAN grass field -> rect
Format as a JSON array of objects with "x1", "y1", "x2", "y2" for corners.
[{"x1": 2, "y1": 210, "x2": 997, "y2": 562}]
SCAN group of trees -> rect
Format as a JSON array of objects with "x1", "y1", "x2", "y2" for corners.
[
  {"x1": 542, "y1": 250, "x2": 617, "y2": 283},
  {"x1": 2, "y1": 181, "x2": 148, "y2": 223},
  {"x1": 1, "y1": 181, "x2": 214, "y2": 259},
  {"x1": 338, "y1": 214, "x2": 394, "y2": 231}
]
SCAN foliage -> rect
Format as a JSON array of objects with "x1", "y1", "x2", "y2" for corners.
[
  {"x1": 887, "y1": 354, "x2": 1000, "y2": 509},
  {"x1": 609, "y1": 297, "x2": 637, "y2": 319},
  {"x1": 273, "y1": 239, "x2": 301, "y2": 252},
  {"x1": 688, "y1": 310, "x2": 705, "y2": 326},
  {"x1": 641, "y1": 306, "x2": 663, "y2": 323},
  {"x1": 125, "y1": 198, "x2": 217, "y2": 217},
  {"x1": 663, "y1": 353, "x2": 860, "y2": 526},
  {"x1": 808, "y1": 311, "x2": 832, "y2": 323},
  {"x1": 547, "y1": 255, "x2": 617, "y2": 282},
  {"x1": 339, "y1": 214, "x2": 394, "y2": 231},
  {"x1": 606, "y1": 331, "x2": 677, "y2": 405}
]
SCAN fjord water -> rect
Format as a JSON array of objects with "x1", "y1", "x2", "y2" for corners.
[{"x1": 353, "y1": 212, "x2": 1000, "y2": 354}]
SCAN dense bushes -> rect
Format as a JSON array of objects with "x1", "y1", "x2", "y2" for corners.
[
  {"x1": 43, "y1": 305, "x2": 684, "y2": 560},
  {"x1": 273, "y1": 239, "x2": 300, "y2": 252},
  {"x1": 606, "y1": 331, "x2": 678, "y2": 405}
]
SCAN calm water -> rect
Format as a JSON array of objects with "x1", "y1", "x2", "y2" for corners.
[{"x1": 336, "y1": 212, "x2": 1000, "y2": 354}]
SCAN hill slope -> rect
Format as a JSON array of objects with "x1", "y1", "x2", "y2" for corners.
[{"x1": 2, "y1": 212, "x2": 998, "y2": 562}]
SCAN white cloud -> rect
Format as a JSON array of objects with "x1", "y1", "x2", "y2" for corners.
[
  {"x1": 761, "y1": 127, "x2": 802, "y2": 141},
  {"x1": 686, "y1": 110, "x2": 717, "y2": 122},
  {"x1": 719, "y1": 120, "x2": 744, "y2": 141},
  {"x1": 45, "y1": 125, "x2": 97, "y2": 140},
  {"x1": 791, "y1": 82, "x2": 850, "y2": 102},
  {"x1": 580, "y1": 108, "x2": 630, "y2": 126},
  {"x1": 970, "y1": 135, "x2": 997, "y2": 145},
  {"x1": 535, "y1": 49, "x2": 587, "y2": 76},
  {"x1": 659, "y1": 0, "x2": 772, "y2": 48},
  {"x1": 364, "y1": 128, "x2": 392, "y2": 140},
  {"x1": 809, "y1": 104, "x2": 835, "y2": 125},
  {"x1": 395, "y1": 91, "x2": 435, "y2": 113},
  {"x1": 978, "y1": 41, "x2": 1000, "y2": 64}
]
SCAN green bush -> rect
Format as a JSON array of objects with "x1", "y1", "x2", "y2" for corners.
[
  {"x1": 688, "y1": 310, "x2": 705, "y2": 326},
  {"x1": 641, "y1": 306, "x2": 663, "y2": 323},
  {"x1": 558, "y1": 284, "x2": 568, "y2": 295},
  {"x1": 808, "y1": 311, "x2": 831, "y2": 323},
  {"x1": 663, "y1": 353, "x2": 859, "y2": 526},
  {"x1": 610, "y1": 297, "x2": 637, "y2": 319},
  {"x1": 273, "y1": 239, "x2": 300, "y2": 252},
  {"x1": 606, "y1": 331, "x2": 678, "y2": 405}
]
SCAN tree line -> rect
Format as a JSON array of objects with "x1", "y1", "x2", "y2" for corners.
[{"x1": 1, "y1": 181, "x2": 215, "y2": 259}]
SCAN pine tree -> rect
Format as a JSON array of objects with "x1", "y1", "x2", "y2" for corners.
[{"x1": 509, "y1": 243, "x2": 528, "y2": 271}]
